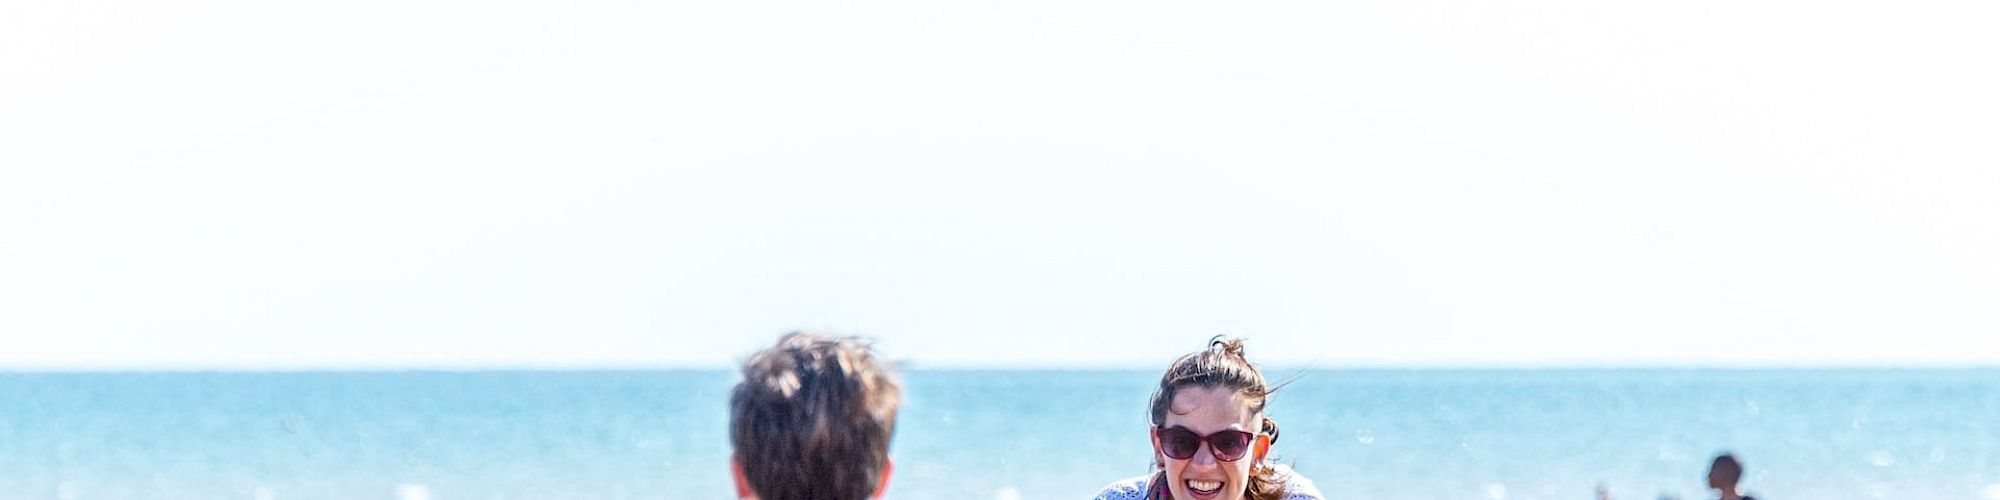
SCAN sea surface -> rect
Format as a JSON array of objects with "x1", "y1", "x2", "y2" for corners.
[{"x1": 2, "y1": 369, "x2": 1996, "y2": 499}]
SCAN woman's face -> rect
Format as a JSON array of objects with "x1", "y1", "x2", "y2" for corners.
[{"x1": 1153, "y1": 386, "x2": 1267, "y2": 500}]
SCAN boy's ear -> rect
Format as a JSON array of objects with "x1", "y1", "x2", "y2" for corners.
[
  {"x1": 731, "y1": 455, "x2": 756, "y2": 499},
  {"x1": 871, "y1": 458, "x2": 894, "y2": 499}
]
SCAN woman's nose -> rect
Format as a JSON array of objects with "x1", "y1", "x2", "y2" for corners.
[{"x1": 1191, "y1": 443, "x2": 1219, "y2": 466}]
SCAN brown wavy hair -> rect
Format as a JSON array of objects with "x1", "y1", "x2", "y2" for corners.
[
  {"x1": 730, "y1": 332, "x2": 902, "y2": 500},
  {"x1": 1146, "y1": 336, "x2": 1287, "y2": 500}
]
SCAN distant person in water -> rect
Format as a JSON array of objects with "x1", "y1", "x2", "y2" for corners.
[
  {"x1": 729, "y1": 332, "x2": 901, "y2": 500},
  {"x1": 1596, "y1": 454, "x2": 1759, "y2": 500},
  {"x1": 1094, "y1": 337, "x2": 1324, "y2": 500},
  {"x1": 1708, "y1": 453, "x2": 1757, "y2": 500}
]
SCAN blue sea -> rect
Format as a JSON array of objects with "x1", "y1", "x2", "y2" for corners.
[{"x1": 2, "y1": 369, "x2": 1996, "y2": 499}]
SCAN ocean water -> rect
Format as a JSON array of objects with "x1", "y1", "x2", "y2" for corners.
[{"x1": 2, "y1": 369, "x2": 1996, "y2": 499}]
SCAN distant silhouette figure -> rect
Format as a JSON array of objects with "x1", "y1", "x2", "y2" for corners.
[
  {"x1": 1708, "y1": 453, "x2": 1758, "y2": 500},
  {"x1": 1595, "y1": 453, "x2": 1761, "y2": 500}
]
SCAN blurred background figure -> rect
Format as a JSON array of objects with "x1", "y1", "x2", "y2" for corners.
[{"x1": 1707, "y1": 453, "x2": 1757, "y2": 500}]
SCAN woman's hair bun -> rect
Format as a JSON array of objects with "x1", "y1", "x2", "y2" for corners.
[{"x1": 1209, "y1": 335, "x2": 1248, "y2": 359}]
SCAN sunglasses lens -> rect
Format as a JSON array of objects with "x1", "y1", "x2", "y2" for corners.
[
  {"x1": 1210, "y1": 431, "x2": 1253, "y2": 461},
  {"x1": 1160, "y1": 428, "x2": 1201, "y2": 459},
  {"x1": 1159, "y1": 427, "x2": 1256, "y2": 461}
]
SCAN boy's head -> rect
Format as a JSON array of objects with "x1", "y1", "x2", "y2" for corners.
[
  {"x1": 1707, "y1": 453, "x2": 1743, "y2": 491},
  {"x1": 729, "y1": 332, "x2": 902, "y2": 500}
]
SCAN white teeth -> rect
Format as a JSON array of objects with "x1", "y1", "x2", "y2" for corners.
[{"x1": 1186, "y1": 480, "x2": 1223, "y2": 492}]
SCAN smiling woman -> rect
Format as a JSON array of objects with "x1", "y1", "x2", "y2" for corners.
[{"x1": 1093, "y1": 337, "x2": 1324, "y2": 500}]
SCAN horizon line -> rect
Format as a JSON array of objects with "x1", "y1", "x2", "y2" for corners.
[{"x1": 5, "y1": 361, "x2": 1999, "y2": 373}]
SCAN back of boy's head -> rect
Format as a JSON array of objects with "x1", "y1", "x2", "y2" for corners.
[
  {"x1": 1709, "y1": 453, "x2": 1743, "y2": 488},
  {"x1": 730, "y1": 332, "x2": 902, "y2": 500}
]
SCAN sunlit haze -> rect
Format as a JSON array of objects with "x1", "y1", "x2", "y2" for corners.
[{"x1": 4, "y1": 0, "x2": 1997, "y2": 369}]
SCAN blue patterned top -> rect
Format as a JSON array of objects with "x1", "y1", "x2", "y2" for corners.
[{"x1": 1092, "y1": 464, "x2": 1324, "y2": 500}]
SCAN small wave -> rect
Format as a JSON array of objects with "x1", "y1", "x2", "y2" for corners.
[
  {"x1": 993, "y1": 486, "x2": 1022, "y2": 500},
  {"x1": 397, "y1": 484, "x2": 432, "y2": 500}
]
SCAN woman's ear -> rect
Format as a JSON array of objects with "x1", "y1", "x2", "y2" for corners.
[
  {"x1": 1149, "y1": 427, "x2": 1164, "y2": 467},
  {"x1": 1253, "y1": 433, "x2": 1272, "y2": 463}
]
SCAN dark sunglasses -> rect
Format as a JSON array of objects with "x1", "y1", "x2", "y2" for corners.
[{"x1": 1156, "y1": 426, "x2": 1256, "y2": 462}]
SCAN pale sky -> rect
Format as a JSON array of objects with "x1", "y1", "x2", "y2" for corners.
[{"x1": 3, "y1": 0, "x2": 1997, "y2": 370}]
